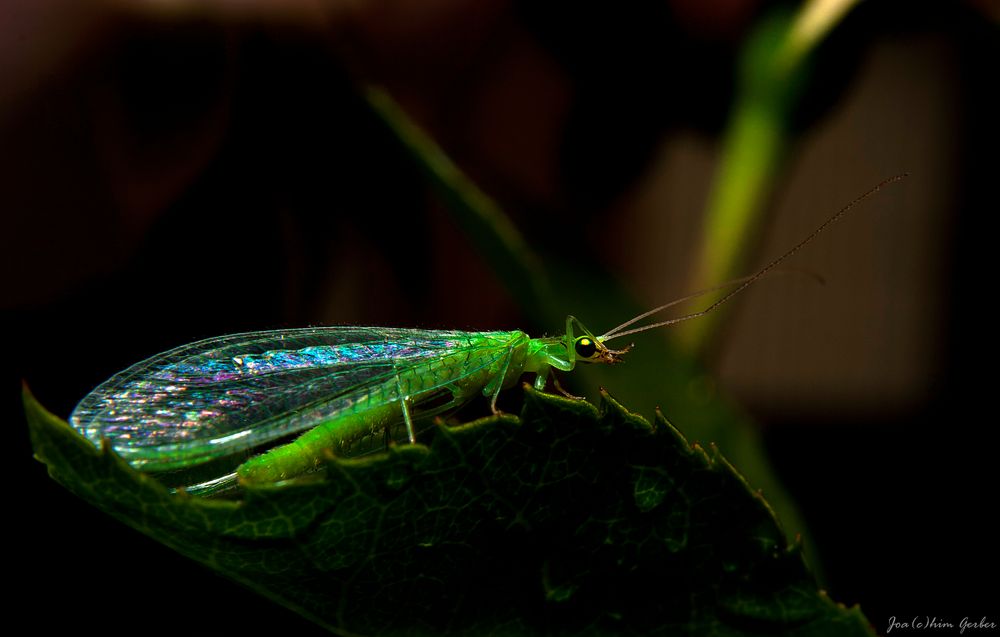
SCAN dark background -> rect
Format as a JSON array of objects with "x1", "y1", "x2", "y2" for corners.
[{"x1": 3, "y1": 1, "x2": 997, "y2": 634}]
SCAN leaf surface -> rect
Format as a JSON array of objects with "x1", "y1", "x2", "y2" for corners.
[{"x1": 26, "y1": 385, "x2": 873, "y2": 636}]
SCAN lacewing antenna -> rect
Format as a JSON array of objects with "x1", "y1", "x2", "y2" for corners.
[{"x1": 600, "y1": 174, "x2": 908, "y2": 343}]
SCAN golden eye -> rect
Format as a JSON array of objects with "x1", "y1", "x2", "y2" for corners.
[{"x1": 574, "y1": 337, "x2": 597, "y2": 359}]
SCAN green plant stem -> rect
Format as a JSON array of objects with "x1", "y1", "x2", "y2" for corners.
[
  {"x1": 674, "y1": 0, "x2": 862, "y2": 355},
  {"x1": 364, "y1": 87, "x2": 555, "y2": 323}
]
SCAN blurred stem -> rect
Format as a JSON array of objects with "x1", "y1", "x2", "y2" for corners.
[
  {"x1": 364, "y1": 87, "x2": 556, "y2": 324},
  {"x1": 784, "y1": 0, "x2": 861, "y2": 67},
  {"x1": 674, "y1": 0, "x2": 861, "y2": 355}
]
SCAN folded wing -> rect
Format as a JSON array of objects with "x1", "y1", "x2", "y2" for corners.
[{"x1": 70, "y1": 327, "x2": 514, "y2": 471}]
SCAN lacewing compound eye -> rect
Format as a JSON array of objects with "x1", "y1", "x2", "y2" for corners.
[{"x1": 575, "y1": 337, "x2": 598, "y2": 359}]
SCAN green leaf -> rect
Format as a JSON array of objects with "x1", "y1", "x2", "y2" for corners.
[
  {"x1": 26, "y1": 386, "x2": 873, "y2": 636},
  {"x1": 362, "y1": 84, "x2": 819, "y2": 577}
]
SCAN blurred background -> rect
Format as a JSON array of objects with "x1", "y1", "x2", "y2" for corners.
[{"x1": 4, "y1": 0, "x2": 997, "y2": 633}]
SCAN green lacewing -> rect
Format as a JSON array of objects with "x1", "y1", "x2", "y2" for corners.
[{"x1": 70, "y1": 176, "x2": 905, "y2": 495}]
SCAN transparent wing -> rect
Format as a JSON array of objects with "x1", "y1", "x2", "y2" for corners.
[{"x1": 71, "y1": 327, "x2": 517, "y2": 470}]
